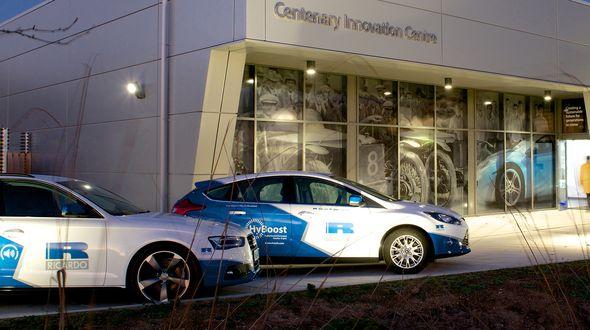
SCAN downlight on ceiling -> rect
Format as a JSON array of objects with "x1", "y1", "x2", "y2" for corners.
[
  {"x1": 444, "y1": 77, "x2": 453, "y2": 90},
  {"x1": 306, "y1": 60, "x2": 316, "y2": 76},
  {"x1": 544, "y1": 90, "x2": 552, "y2": 102}
]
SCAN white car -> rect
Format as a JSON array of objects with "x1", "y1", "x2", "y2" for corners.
[
  {"x1": 0, "y1": 174, "x2": 259, "y2": 303},
  {"x1": 174, "y1": 171, "x2": 470, "y2": 274}
]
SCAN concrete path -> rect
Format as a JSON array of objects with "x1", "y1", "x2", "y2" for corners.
[{"x1": 1, "y1": 208, "x2": 589, "y2": 319}]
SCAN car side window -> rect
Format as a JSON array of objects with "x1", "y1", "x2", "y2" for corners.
[
  {"x1": 294, "y1": 177, "x2": 355, "y2": 206},
  {"x1": 0, "y1": 180, "x2": 101, "y2": 218},
  {"x1": 205, "y1": 184, "x2": 232, "y2": 201},
  {"x1": 233, "y1": 177, "x2": 287, "y2": 203}
]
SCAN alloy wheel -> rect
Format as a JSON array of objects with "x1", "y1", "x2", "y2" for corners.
[
  {"x1": 136, "y1": 251, "x2": 190, "y2": 303},
  {"x1": 389, "y1": 235, "x2": 424, "y2": 269}
]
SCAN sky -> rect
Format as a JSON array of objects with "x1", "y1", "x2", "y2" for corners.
[{"x1": 0, "y1": 0, "x2": 43, "y2": 23}]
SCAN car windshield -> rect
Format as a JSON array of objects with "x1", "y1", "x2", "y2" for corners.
[
  {"x1": 335, "y1": 176, "x2": 399, "y2": 203},
  {"x1": 58, "y1": 180, "x2": 148, "y2": 216}
]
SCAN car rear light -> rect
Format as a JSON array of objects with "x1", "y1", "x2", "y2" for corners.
[{"x1": 172, "y1": 199, "x2": 205, "y2": 216}]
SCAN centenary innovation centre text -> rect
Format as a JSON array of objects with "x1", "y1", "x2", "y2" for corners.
[{"x1": 274, "y1": 1, "x2": 438, "y2": 44}]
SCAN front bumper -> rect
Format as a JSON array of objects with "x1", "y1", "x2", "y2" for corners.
[
  {"x1": 430, "y1": 231, "x2": 471, "y2": 258},
  {"x1": 199, "y1": 234, "x2": 261, "y2": 287},
  {"x1": 199, "y1": 260, "x2": 260, "y2": 287}
]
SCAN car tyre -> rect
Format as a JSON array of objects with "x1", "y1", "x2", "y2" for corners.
[
  {"x1": 495, "y1": 163, "x2": 525, "y2": 208},
  {"x1": 383, "y1": 228, "x2": 430, "y2": 274},
  {"x1": 127, "y1": 244, "x2": 201, "y2": 303}
]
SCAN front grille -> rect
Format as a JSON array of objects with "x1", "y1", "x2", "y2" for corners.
[
  {"x1": 247, "y1": 234, "x2": 260, "y2": 270},
  {"x1": 462, "y1": 229, "x2": 469, "y2": 247}
]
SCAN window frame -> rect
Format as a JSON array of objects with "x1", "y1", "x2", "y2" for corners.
[{"x1": 0, "y1": 179, "x2": 104, "y2": 219}]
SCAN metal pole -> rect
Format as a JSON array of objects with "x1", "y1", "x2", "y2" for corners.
[
  {"x1": 0, "y1": 128, "x2": 8, "y2": 174},
  {"x1": 159, "y1": 0, "x2": 169, "y2": 212}
]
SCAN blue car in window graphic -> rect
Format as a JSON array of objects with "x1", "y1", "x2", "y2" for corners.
[
  {"x1": 476, "y1": 135, "x2": 554, "y2": 208},
  {"x1": 173, "y1": 171, "x2": 470, "y2": 274}
]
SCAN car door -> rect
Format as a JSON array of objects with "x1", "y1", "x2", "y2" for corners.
[
  {"x1": 229, "y1": 177, "x2": 292, "y2": 258},
  {"x1": 290, "y1": 176, "x2": 371, "y2": 259},
  {"x1": 0, "y1": 179, "x2": 106, "y2": 288}
]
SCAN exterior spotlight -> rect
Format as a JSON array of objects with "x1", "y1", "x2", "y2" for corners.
[
  {"x1": 245, "y1": 66, "x2": 255, "y2": 84},
  {"x1": 444, "y1": 77, "x2": 453, "y2": 90},
  {"x1": 483, "y1": 101, "x2": 492, "y2": 106},
  {"x1": 383, "y1": 91, "x2": 392, "y2": 96},
  {"x1": 306, "y1": 60, "x2": 316, "y2": 76},
  {"x1": 126, "y1": 81, "x2": 145, "y2": 99},
  {"x1": 544, "y1": 90, "x2": 552, "y2": 102}
]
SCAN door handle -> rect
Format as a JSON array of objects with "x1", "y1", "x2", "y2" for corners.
[
  {"x1": 229, "y1": 210, "x2": 246, "y2": 216},
  {"x1": 3, "y1": 229, "x2": 24, "y2": 238}
]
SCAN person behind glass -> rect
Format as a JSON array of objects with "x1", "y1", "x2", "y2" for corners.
[{"x1": 581, "y1": 156, "x2": 590, "y2": 208}]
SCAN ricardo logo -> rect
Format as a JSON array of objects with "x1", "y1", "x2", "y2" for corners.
[{"x1": 45, "y1": 242, "x2": 89, "y2": 270}]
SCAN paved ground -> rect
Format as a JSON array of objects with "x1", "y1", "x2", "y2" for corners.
[{"x1": 1, "y1": 208, "x2": 589, "y2": 319}]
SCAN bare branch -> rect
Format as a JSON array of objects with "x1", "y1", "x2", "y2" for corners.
[{"x1": 0, "y1": 17, "x2": 80, "y2": 45}]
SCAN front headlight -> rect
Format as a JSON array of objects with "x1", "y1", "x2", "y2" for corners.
[
  {"x1": 208, "y1": 236, "x2": 245, "y2": 250},
  {"x1": 425, "y1": 212, "x2": 462, "y2": 225}
]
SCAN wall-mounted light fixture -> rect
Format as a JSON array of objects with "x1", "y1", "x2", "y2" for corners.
[
  {"x1": 126, "y1": 81, "x2": 145, "y2": 99},
  {"x1": 544, "y1": 90, "x2": 552, "y2": 102},
  {"x1": 383, "y1": 91, "x2": 392, "y2": 96},
  {"x1": 444, "y1": 77, "x2": 453, "y2": 90},
  {"x1": 483, "y1": 100, "x2": 492, "y2": 106},
  {"x1": 306, "y1": 60, "x2": 316, "y2": 76}
]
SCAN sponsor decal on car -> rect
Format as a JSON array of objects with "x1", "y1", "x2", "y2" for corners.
[
  {"x1": 45, "y1": 242, "x2": 89, "y2": 270},
  {"x1": 245, "y1": 218, "x2": 288, "y2": 243},
  {"x1": 326, "y1": 222, "x2": 354, "y2": 234}
]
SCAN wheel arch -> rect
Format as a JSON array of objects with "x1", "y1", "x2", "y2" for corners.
[
  {"x1": 379, "y1": 225, "x2": 435, "y2": 262},
  {"x1": 124, "y1": 240, "x2": 200, "y2": 288}
]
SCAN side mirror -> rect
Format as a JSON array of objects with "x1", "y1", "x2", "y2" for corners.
[{"x1": 348, "y1": 195, "x2": 364, "y2": 207}]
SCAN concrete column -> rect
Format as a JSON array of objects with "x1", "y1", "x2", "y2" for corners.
[{"x1": 193, "y1": 48, "x2": 246, "y2": 179}]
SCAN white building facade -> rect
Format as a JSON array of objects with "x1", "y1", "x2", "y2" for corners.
[{"x1": 1, "y1": 0, "x2": 589, "y2": 215}]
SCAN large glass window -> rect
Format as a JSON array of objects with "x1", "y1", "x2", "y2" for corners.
[
  {"x1": 399, "y1": 82, "x2": 434, "y2": 127},
  {"x1": 256, "y1": 66, "x2": 303, "y2": 120},
  {"x1": 358, "y1": 126, "x2": 397, "y2": 197},
  {"x1": 532, "y1": 97, "x2": 554, "y2": 133},
  {"x1": 235, "y1": 65, "x2": 347, "y2": 176},
  {"x1": 305, "y1": 124, "x2": 346, "y2": 176},
  {"x1": 256, "y1": 121, "x2": 302, "y2": 172},
  {"x1": 504, "y1": 94, "x2": 529, "y2": 132},
  {"x1": 436, "y1": 88, "x2": 467, "y2": 129},
  {"x1": 305, "y1": 73, "x2": 346, "y2": 122},
  {"x1": 358, "y1": 78, "x2": 397, "y2": 125},
  {"x1": 436, "y1": 130, "x2": 468, "y2": 214},
  {"x1": 476, "y1": 91, "x2": 502, "y2": 130},
  {"x1": 235, "y1": 65, "x2": 558, "y2": 215},
  {"x1": 505, "y1": 133, "x2": 531, "y2": 210},
  {"x1": 476, "y1": 132, "x2": 505, "y2": 213},
  {"x1": 233, "y1": 120, "x2": 254, "y2": 174},
  {"x1": 400, "y1": 128, "x2": 434, "y2": 203},
  {"x1": 533, "y1": 135, "x2": 556, "y2": 209}
]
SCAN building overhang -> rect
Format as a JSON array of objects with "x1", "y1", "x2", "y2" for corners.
[{"x1": 221, "y1": 39, "x2": 588, "y2": 100}]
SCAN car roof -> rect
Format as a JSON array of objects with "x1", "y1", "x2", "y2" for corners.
[
  {"x1": 0, "y1": 173, "x2": 76, "y2": 183},
  {"x1": 200, "y1": 171, "x2": 336, "y2": 185}
]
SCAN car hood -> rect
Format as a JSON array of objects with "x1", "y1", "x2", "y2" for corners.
[
  {"x1": 382, "y1": 200, "x2": 463, "y2": 219},
  {"x1": 119, "y1": 212, "x2": 249, "y2": 236}
]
